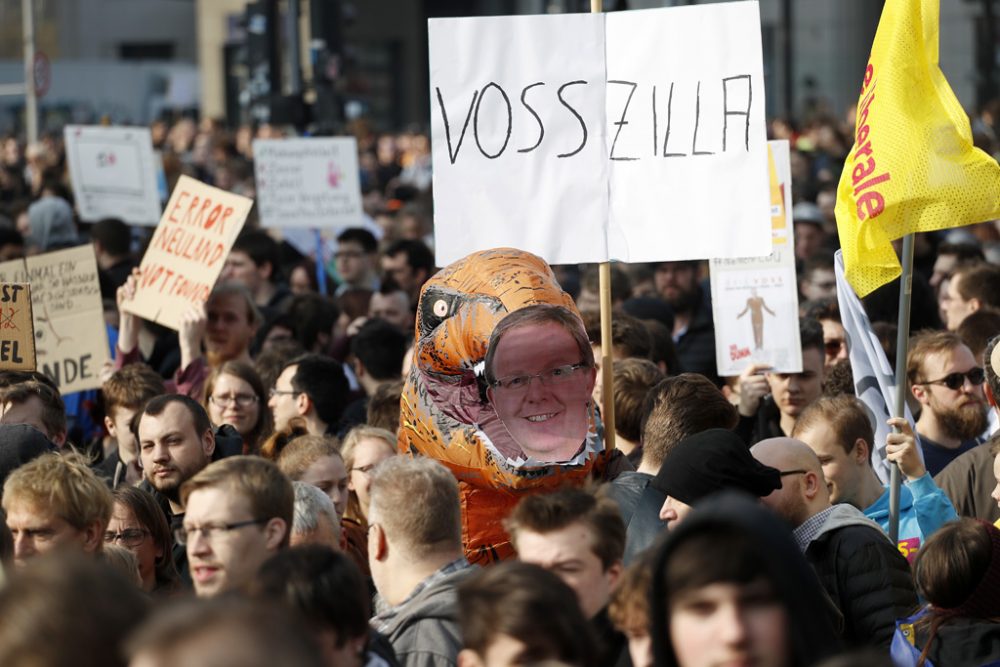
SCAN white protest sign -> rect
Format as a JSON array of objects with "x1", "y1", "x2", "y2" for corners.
[
  {"x1": 709, "y1": 140, "x2": 802, "y2": 376},
  {"x1": 254, "y1": 137, "x2": 364, "y2": 228},
  {"x1": 122, "y1": 175, "x2": 253, "y2": 330},
  {"x1": 0, "y1": 246, "x2": 109, "y2": 392},
  {"x1": 429, "y1": 1, "x2": 770, "y2": 266},
  {"x1": 64, "y1": 125, "x2": 162, "y2": 226}
]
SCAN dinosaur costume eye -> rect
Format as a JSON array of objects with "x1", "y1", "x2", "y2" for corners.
[{"x1": 419, "y1": 288, "x2": 458, "y2": 339}]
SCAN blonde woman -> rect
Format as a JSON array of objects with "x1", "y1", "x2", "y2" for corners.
[{"x1": 340, "y1": 425, "x2": 397, "y2": 527}]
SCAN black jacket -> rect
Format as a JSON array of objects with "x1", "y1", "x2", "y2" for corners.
[
  {"x1": 734, "y1": 395, "x2": 785, "y2": 446},
  {"x1": 674, "y1": 283, "x2": 719, "y2": 386},
  {"x1": 603, "y1": 471, "x2": 667, "y2": 565},
  {"x1": 914, "y1": 617, "x2": 1000, "y2": 666},
  {"x1": 802, "y1": 505, "x2": 918, "y2": 648}
]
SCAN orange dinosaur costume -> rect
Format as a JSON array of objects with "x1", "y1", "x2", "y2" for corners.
[{"x1": 398, "y1": 248, "x2": 608, "y2": 565}]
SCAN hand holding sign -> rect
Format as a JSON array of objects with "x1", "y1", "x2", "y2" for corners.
[
  {"x1": 178, "y1": 302, "x2": 208, "y2": 371},
  {"x1": 116, "y1": 267, "x2": 142, "y2": 356},
  {"x1": 737, "y1": 362, "x2": 772, "y2": 418}
]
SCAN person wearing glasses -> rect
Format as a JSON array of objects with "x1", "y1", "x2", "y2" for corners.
[
  {"x1": 334, "y1": 228, "x2": 381, "y2": 297},
  {"x1": 340, "y1": 425, "x2": 397, "y2": 528},
  {"x1": 792, "y1": 395, "x2": 957, "y2": 561},
  {"x1": 178, "y1": 456, "x2": 292, "y2": 598},
  {"x1": 937, "y1": 335, "x2": 1000, "y2": 525},
  {"x1": 483, "y1": 304, "x2": 597, "y2": 463},
  {"x1": 204, "y1": 361, "x2": 272, "y2": 455},
  {"x1": 106, "y1": 485, "x2": 180, "y2": 595},
  {"x1": 907, "y1": 330, "x2": 989, "y2": 476},
  {"x1": 751, "y1": 437, "x2": 917, "y2": 648},
  {"x1": 268, "y1": 354, "x2": 350, "y2": 436}
]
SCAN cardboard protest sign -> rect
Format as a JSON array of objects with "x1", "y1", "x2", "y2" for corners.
[
  {"x1": 122, "y1": 175, "x2": 253, "y2": 330},
  {"x1": 253, "y1": 138, "x2": 364, "y2": 229},
  {"x1": 0, "y1": 246, "x2": 109, "y2": 391},
  {"x1": 0, "y1": 284, "x2": 35, "y2": 371},
  {"x1": 709, "y1": 140, "x2": 803, "y2": 376},
  {"x1": 429, "y1": 1, "x2": 770, "y2": 266},
  {"x1": 64, "y1": 125, "x2": 162, "y2": 226}
]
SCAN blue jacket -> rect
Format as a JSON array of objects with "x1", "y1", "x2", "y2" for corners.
[{"x1": 864, "y1": 473, "x2": 958, "y2": 562}]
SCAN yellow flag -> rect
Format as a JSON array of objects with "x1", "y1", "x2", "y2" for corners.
[{"x1": 835, "y1": 0, "x2": 1000, "y2": 297}]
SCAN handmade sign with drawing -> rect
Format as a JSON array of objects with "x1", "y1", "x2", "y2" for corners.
[
  {"x1": 0, "y1": 246, "x2": 108, "y2": 392},
  {"x1": 0, "y1": 283, "x2": 35, "y2": 371}
]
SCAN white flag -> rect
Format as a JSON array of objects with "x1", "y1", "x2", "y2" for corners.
[{"x1": 834, "y1": 250, "x2": 917, "y2": 483}]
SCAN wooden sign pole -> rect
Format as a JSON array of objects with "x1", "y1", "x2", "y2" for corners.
[{"x1": 593, "y1": 0, "x2": 616, "y2": 454}]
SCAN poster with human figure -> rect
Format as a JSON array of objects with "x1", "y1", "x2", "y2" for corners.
[
  {"x1": 737, "y1": 287, "x2": 776, "y2": 350},
  {"x1": 710, "y1": 141, "x2": 803, "y2": 376}
]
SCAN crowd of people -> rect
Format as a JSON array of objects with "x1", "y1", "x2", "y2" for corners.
[{"x1": 0, "y1": 99, "x2": 997, "y2": 667}]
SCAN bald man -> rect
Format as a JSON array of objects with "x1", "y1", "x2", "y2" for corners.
[{"x1": 751, "y1": 438, "x2": 916, "y2": 648}]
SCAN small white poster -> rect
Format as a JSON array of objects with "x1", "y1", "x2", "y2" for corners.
[
  {"x1": 254, "y1": 137, "x2": 364, "y2": 229},
  {"x1": 64, "y1": 125, "x2": 162, "y2": 226},
  {"x1": 710, "y1": 140, "x2": 803, "y2": 376},
  {"x1": 429, "y1": 1, "x2": 771, "y2": 266}
]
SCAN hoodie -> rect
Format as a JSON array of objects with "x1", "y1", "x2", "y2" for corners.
[
  {"x1": 373, "y1": 562, "x2": 475, "y2": 667},
  {"x1": 863, "y1": 473, "x2": 958, "y2": 562},
  {"x1": 650, "y1": 492, "x2": 842, "y2": 667},
  {"x1": 25, "y1": 196, "x2": 78, "y2": 251}
]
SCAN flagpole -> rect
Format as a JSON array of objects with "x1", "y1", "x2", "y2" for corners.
[
  {"x1": 889, "y1": 232, "x2": 915, "y2": 544},
  {"x1": 592, "y1": 0, "x2": 615, "y2": 454}
]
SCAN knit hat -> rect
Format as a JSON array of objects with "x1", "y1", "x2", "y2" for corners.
[
  {"x1": 792, "y1": 201, "x2": 825, "y2": 228},
  {"x1": 26, "y1": 196, "x2": 78, "y2": 251},
  {"x1": 649, "y1": 428, "x2": 782, "y2": 503}
]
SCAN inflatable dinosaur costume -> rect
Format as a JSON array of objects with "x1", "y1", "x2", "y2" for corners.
[{"x1": 398, "y1": 248, "x2": 608, "y2": 565}]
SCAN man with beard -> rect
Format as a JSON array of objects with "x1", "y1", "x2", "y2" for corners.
[
  {"x1": 652, "y1": 261, "x2": 718, "y2": 384},
  {"x1": 136, "y1": 394, "x2": 217, "y2": 581},
  {"x1": 907, "y1": 331, "x2": 989, "y2": 476},
  {"x1": 935, "y1": 335, "x2": 1000, "y2": 523}
]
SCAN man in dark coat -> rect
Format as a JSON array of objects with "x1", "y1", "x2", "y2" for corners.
[
  {"x1": 651, "y1": 262, "x2": 718, "y2": 385},
  {"x1": 752, "y1": 437, "x2": 918, "y2": 647}
]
